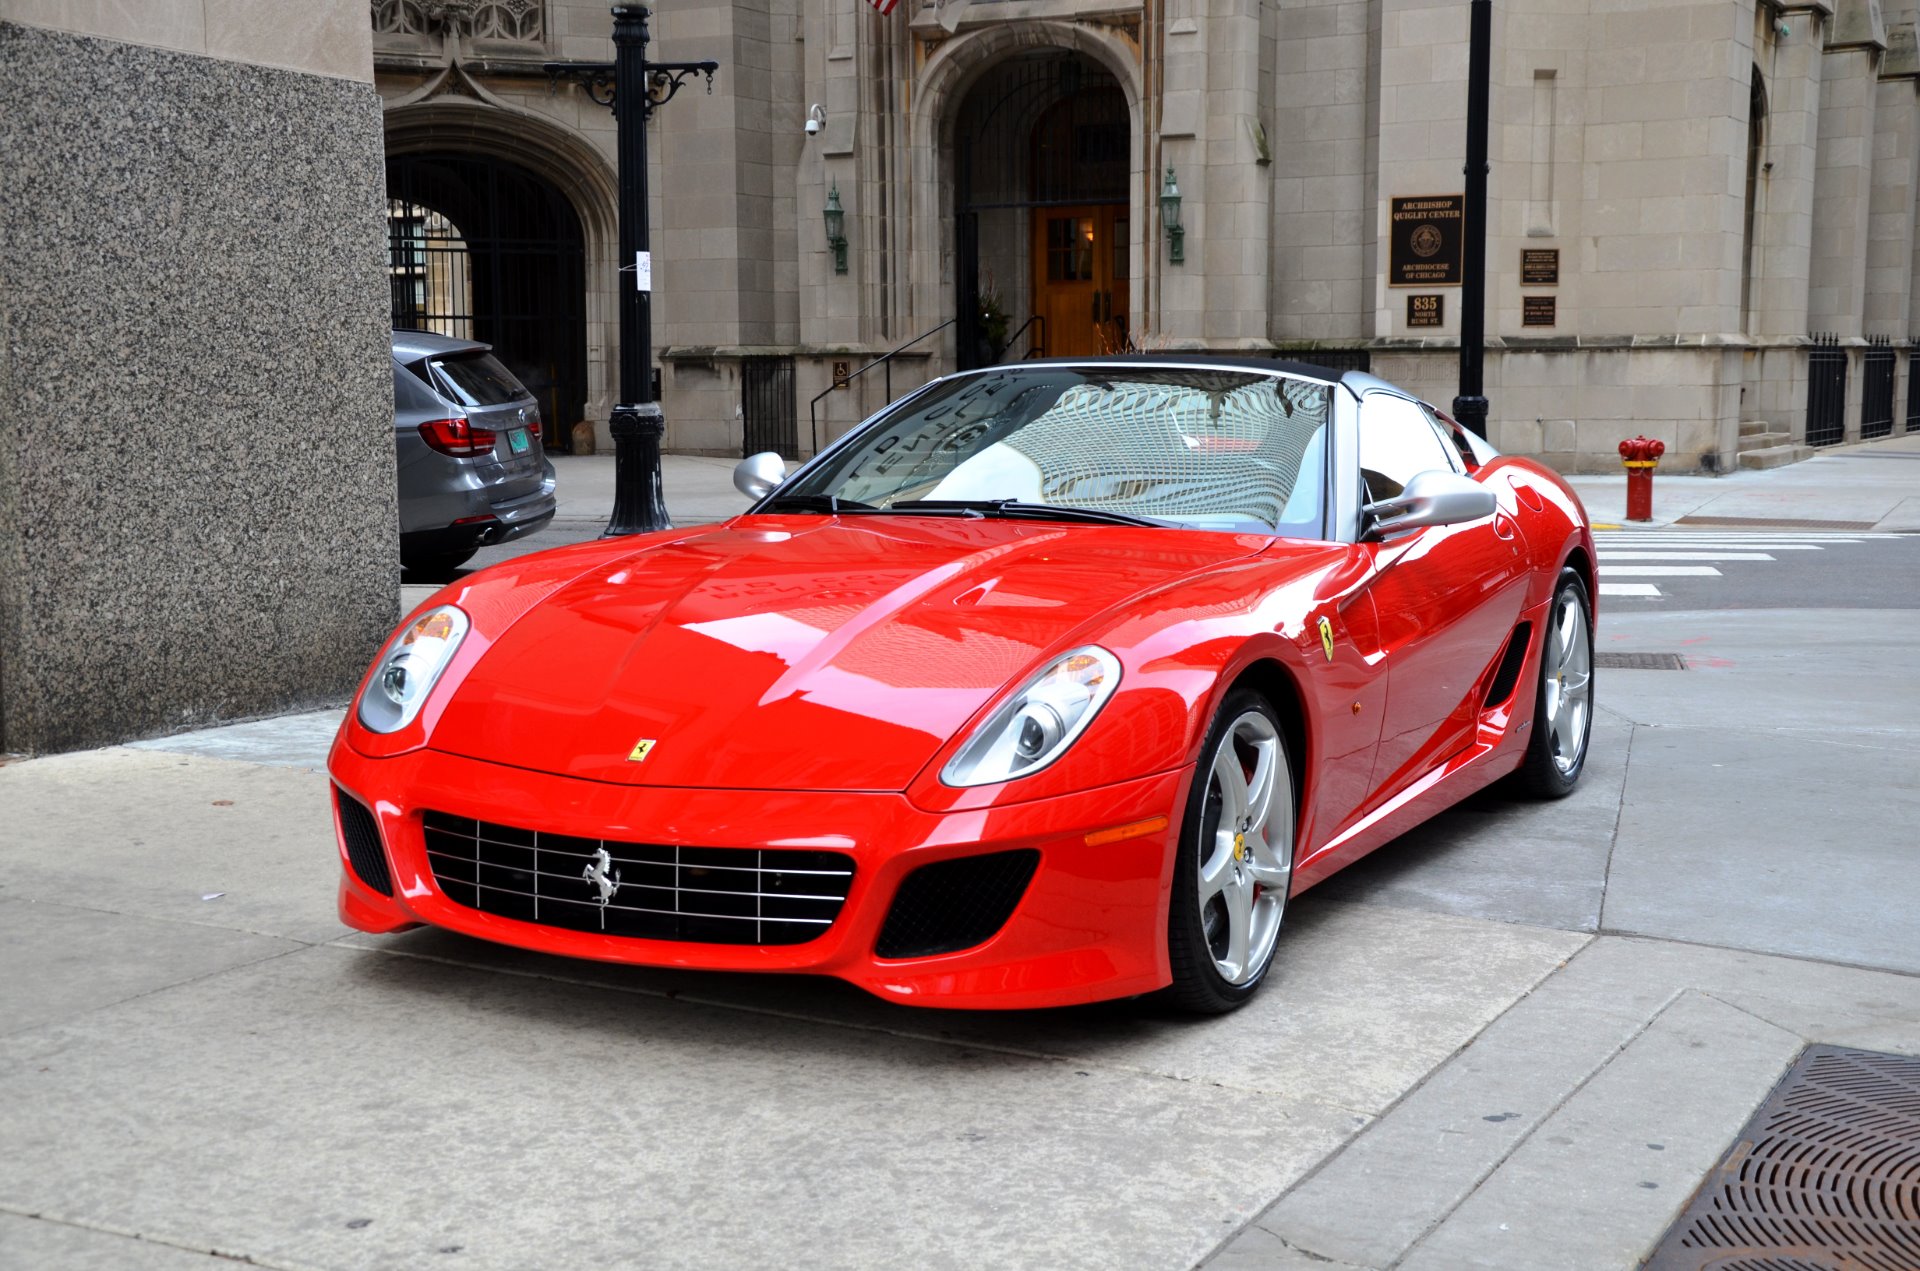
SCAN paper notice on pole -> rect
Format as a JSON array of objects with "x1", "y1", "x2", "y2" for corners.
[{"x1": 635, "y1": 250, "x2": 652, "y2": 292}]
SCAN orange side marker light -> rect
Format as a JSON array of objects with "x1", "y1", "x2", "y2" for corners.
[{"x1": 1084, "y1": 815, "x2": 1171, "y2": 847}]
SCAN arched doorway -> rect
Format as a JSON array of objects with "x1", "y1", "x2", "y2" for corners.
[
  {"x1": 386, "y1": 152, "x2": 587, "y2": 450},
  {"x1": 952, "y1": 51, "x2": 1130, "y2": 368}
]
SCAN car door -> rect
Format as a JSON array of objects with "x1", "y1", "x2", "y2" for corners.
[{"x1": 1357, "y1": 393, "x2": 1529, "y2": 798}]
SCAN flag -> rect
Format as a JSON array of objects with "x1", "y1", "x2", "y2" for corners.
[{"x1": 865, "y1": 0, "x2": 900, "y2": 13}]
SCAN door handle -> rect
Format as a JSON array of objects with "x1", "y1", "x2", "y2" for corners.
[{"x1": 1091, "y1": 290, "x2": 1100, "y2": 321}]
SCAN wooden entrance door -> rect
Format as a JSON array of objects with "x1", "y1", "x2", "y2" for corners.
[{"x1": 1031, "y1": 205, "x2": 1129, "y2": 356}]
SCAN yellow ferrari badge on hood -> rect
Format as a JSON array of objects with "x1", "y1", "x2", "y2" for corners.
[
  {"x1": 1318, "y1": 616, "x2": 1336, "y2": 662},
  {"x1": 628, "y1": 738, "x2": 657, "y2": 763}
]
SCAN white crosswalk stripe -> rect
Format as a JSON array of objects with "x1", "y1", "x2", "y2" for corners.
[{"x1": 1590, "y1": 530, "x2": 1895, "y2": 599}]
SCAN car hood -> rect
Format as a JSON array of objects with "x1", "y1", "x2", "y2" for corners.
[{"x1": 429, "y1": 515, "x2": 1270, "y2": 791}]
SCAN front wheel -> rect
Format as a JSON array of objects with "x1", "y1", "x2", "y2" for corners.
[
  {"x1": 1515, "y1": 567, "x2": 1594, "y2": 798},
  {"x1": 1165, "y1": 689, "x2": 1296, "y2": 1014}
]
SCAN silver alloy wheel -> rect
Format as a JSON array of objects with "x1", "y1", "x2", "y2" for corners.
[
  {"x1": 1543, "y1": 590, "x2": 1593, "y2": 775},
  {"x1": 1195, "y1": 711, "x2": 1293, "y2": 986}
]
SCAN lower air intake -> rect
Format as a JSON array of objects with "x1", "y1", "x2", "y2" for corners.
[
  {"x1": 334, "y1": 787, "x2": 393, "y2": 897},
  {"x1": 875, "y1": 849, "x2": 1040, "y2": 960}
]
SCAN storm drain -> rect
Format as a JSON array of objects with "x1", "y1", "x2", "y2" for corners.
[
  {"x1": 1643, "y1": 1045, "x2": 1920, "y2": 1270},
  {"x1": 1597, "y1": 652, "x2": 1689, "y2": 671}
]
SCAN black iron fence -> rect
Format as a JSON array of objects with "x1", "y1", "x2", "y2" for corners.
[
  {"x1": 741, "y1": 356, "x2": 797, "y2": 458},
  {"x1": 1909, "y1": 345, "x2": 1920, "y2": 435},
  {"x1": 1861, "y1": 336, "x2": 1895, "y2": 440},
  {"x1": 1805, "y1": 333, "x2": 1847, "y2": 447}
]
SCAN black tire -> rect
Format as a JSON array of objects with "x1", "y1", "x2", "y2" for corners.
[
  {"x1": 400, "y1": 548, "x2": 476, "y2": 582},
  {"x1": 1515, "y1": 567, "x2": 1594, "y2": 799},
  {"x1": 1165, "y1": 688, "x2": 1296, "y2": 1014}
]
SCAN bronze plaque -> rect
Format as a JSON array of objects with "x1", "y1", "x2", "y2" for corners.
[
  {"x1": 1389, "y1": 195, "x2": 1464, "y2": 287},
  {"x1": 1521, "y1": 248, "x2": 1559, "y2": 287},
  {"x1": 1522, "y1": 295, "x2": 1557, "y2": 327},
  {"x1": 832, "y1": 360, "x2": 851, "y2": 389},
  {"x1": 1407, "y1": 294, "x2": 1444, "y2": 328}
]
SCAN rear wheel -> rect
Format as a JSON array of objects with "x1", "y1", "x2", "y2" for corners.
[
  {"x1": 1166, "y1": 689, "x2": 1295, "y2": 1014},
  {"x1": 1516, "y1": 568, "x2": 1593, "y2": 798}
]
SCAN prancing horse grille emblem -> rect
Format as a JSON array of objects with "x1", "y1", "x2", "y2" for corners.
[{"x1": 582, "y1": 848, "x2": 621, "y2": 907}]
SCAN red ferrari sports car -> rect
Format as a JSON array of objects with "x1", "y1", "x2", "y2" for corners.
[{"x1": 330, "y1": 357, "x2": 1595, "y2": 1012}]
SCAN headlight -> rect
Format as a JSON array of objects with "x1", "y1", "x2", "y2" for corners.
[
  {"x1": 941, "y1": 647, "x2": 1121, "y2": 787},
  {"x1": 356, "y1": 605, "x2": 470, "y2": 734}
]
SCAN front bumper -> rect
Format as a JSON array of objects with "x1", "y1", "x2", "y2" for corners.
[{"x1": 328, "y1": 738, "x2": 1187, "y2": 1009}]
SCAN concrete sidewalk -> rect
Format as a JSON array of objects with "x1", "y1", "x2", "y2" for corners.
[
  {"x1": 1564, "y1": 430, "x2": 1920, "y2": 530},
  {"x1": 7, "y1": 600, "x2": 1918, "y2": 1269},
  {"x1": 4, "y1": 433, "x2": 1917, "y2": 1270}
]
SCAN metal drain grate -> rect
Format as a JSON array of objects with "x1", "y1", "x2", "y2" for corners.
[
  {"x1": 1644, "y1": 1045, "x2": 1920, "y2": 1270},
  {"x1": 1597, "y1": 652, "x2": 1688, "y2": 670},
  {"x1": 1673, "y1": 515, "x2": 1877, "y2": 531}
]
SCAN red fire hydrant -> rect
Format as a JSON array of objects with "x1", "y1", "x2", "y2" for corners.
[{"x1": 1619, "y1": 435, "x2": 1666, "y2": 522}]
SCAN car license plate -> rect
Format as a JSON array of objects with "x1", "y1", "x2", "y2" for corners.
[{"x1": 508, "y1": 428, "x2": 530, "y2": 455}]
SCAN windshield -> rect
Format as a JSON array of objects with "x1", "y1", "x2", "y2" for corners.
[{"x1": 781, "y1": 367, "x2": 1332, "y2": 536}]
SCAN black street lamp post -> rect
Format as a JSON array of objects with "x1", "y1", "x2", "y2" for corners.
[
  {"x1": 1454, "y1": 0, "x2": 1492, "y2": 439},
  {"x1": 547, "y1": 6, "x2": 717, "y2": 535}
]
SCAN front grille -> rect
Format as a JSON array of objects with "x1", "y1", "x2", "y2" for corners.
[
  {"x1": 421, "y1": 812, "x2": 854, "y2": 946},
  {"x1": 875, "y1": 849, "x2": 1040, "y2": 960},
  {"x1": 335, "y1": 787, "x2": 393, "y2": 896}
]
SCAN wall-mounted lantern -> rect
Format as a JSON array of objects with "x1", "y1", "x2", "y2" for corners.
[
  {"x1": 1159, "y1": 167, "x2": 1184, "y2": 265},
  {"x1": 823, "y1": 180, "x2": 848, "y2": 275}
]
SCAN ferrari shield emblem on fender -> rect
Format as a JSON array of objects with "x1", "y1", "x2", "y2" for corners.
[
  {"x1": 627, "y1": 738, "x2": 656, "y2": 763},
  {"x1": 1317, "y1": 616, "x2": 1336, "y2": 662}
]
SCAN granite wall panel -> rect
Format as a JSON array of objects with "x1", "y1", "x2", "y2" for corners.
[{"x1": 0, "y1": 22, "x2": 397, "y2": 753}]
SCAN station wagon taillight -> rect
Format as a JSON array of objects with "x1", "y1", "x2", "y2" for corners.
[{"x1": 418, "y1": 417, "x2": 496, "y2": 457}]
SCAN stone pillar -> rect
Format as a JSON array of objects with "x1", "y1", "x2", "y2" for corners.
[
  {"x1": 1811, "y1": 0, "x2": 1886, "y2": 442},
  {"x1": 0, "y1": 7, "x2": 395, "y2": 754},
  {"x1": 1157, "y1": 0, "x2": 1211, "y2": 340},
  {"x1": 1196, "y1": 0, "x2": 1269, "y2": 347},
  {"x1": 1269, "y1": 0, "x2": 1376, "y2": 344},
  {"x1": 1810, "y1": 3, "x2": 1884, "y2": 337}
]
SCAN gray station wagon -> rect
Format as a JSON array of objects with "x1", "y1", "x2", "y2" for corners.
[{"x1": 391, "y1": 330, "x2": 557, "y2": 577}]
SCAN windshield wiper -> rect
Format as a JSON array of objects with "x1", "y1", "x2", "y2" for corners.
[
  {"x1": 758, "y1": 493, "x2": 878, "y2": 514},
  {"x1": 887, "y1": 499, "x2": 1165, "y2": 528}
]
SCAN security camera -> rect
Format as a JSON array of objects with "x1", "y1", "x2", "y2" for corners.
[
  {"x1": 805, "y1": 104, "x2": 826, "y2": 137},
  {"x1": 805, "y1": 117, "x2": 821, "y2": 136}
]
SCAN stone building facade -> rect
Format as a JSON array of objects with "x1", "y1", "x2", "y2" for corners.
[
  {"x1": 373, "y1": 0, "x2": 1920, "y2": 474},
  {"x1": 1, "y1": 1, "x2": 395, "y2": 753}
]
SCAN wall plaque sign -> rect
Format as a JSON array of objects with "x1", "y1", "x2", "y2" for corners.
[
  {"x1": 1407, "y1": 294, "x2": 1444, "y2": 328},
  {"x1": 1389, "y1": 195, "x2": 1464, "y2": 287},
  {"x1": 1521, "y1": 248, "x2": 1559, "y2": 286},
  {"x1": 1522, "y1": 295, "x2": 1557, "y2": 327}
]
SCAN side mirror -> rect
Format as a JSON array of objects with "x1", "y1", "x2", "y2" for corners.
[
  {"x1": 1363, "y1": 469, "x2": 1497, "y2": 540},
  {"x1": 733, "y1": 451, "x2": 787, "y2": 501}
]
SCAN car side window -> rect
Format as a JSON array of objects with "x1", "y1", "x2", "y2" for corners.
[
  {"x1": 1422, "y1": 404, "x2": 1479, "y2": 470},
  {"x1": 1358, "y1": 393, "x2": 1459, "y2": 501}
]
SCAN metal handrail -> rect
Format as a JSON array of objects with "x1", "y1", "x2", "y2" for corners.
[
  {"x1": 1000, "y1": 314, "x2": 1047, "y2": 361},
  {"x1": 808, "y1": 318, "x2": 956, "y2": 456}
]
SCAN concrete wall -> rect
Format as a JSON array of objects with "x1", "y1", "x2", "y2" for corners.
[{"x1": 0, "y1": 10, "x2": 395, "y2": 753}]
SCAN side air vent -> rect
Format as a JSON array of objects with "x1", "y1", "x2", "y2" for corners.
[
  {"x1": 875, "y1": 850, "x2": 1040, "y2": 960},
  {"x1": 334, "y1": 787, "x2": 394, "y2": 897},
  {"x1": 1483, "y1": 621, "x2": 1532, "y2": 708}
]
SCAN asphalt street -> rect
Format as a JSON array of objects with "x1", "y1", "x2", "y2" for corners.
[{"x1": 4, "y1": 436, "x2": 1917, "y2": 1271}]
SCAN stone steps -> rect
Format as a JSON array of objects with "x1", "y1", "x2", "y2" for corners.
[{"x1": 1737, "y1": 442, "x2": 1813, "y2": 470}]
